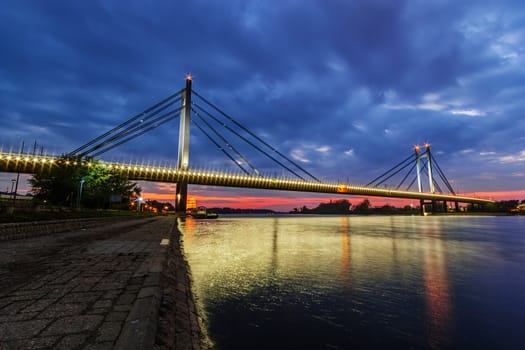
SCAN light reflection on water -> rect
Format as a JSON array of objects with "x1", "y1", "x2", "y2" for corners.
[{"x1": 180, "y1": 215, "x2": 525, "y2": 349}]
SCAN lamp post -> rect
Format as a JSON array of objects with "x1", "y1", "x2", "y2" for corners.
[
  {"x1": 77, "y1": 178, "x2": 85, "y2": 210},
  {"x1": 137, "y1": 197, "x2": 143, "y2": 212},
  {"x1": 10, "y1": 179, "x2": 16, "y2": 200}
]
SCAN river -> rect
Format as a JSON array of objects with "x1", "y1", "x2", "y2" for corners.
[{"x1": 179, "y1": 215, "x2": 525, "y2": 349}]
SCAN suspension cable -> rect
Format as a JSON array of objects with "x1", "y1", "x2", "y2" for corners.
[
  {"x1": 78, "y1": 97, "x2": 182, "y2": 157},
  {"x1": 193, "y1": 102, "x2": 307, "y2": 180},
  {"x1": 366, "y1": 153, "x2": 413, "y2": 187},
  {"x1": 371, "y1": 159, "x2": 414, "y2": 188},
  {"x1": 396, "y1": 163, "x2": 417, "y2": 190},
  {"x1": 69, "y1": 89, "x2": 183, "y2": 156},
  {"x1": 418, "y1": 159, "x2": 444, "y2": 193},
  {"x1": 191, "y1": 107, "x2": 259, "y2": 175},
  {"x1": 192, "y1": 119, "x2": 252, "y2": 175},
  {"x1": 407, "y1": 174, "x2": 418, "y2": 191},
  {"x1": 431, "y1": 154, "x2": 456, "y2": 194},
  {"x1": 192, "y1": 90, "x2": 320, "y2": 182},
  {"x1": 81, "y1": 106, "x2": 182, "y2": 157},
  {"x1": 89, "y1": 112, "x2": 181, "y2": 158}
]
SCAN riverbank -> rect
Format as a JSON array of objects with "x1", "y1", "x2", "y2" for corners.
[
  {"x1": 0, "y1": 215, "x2": 208, "y2": 349},
  {"x1": 0, "y1": 207, "x2": 154, "y2": 224}
]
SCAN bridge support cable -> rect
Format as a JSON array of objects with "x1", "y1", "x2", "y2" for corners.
[
  {"x1": 403, "y1": 158, "x2": 442, "y2": 193},
  {"x1": 191, "y1": 119, "x2": 252, "y2": 176},
  {"x1": 81, "y1": 106, "x2": 183, "y2": 158},
  {"x1": 191, "y1": 107, "x2": 260, "y2": 176},
  {"x1": 419, "y1": 161, "x2": 444, "y2": 193},
  {"x1": 366, "y1": 154, "x2": 413, "y2": 187},
  {"x1": 192, "y1": 102, "x2": 309, "y2": 181},
  {"x1": 69, "y1": 89, "x2": 183, "y2": 156},
  {"x1": 369, "y1": 146, "x2": 458, "y2": 201},
  {"x1": 419, "y1": 149, "x2": 456, "y2": 195},
  {"x1": 431, "y1": 154, "x2": 456, "y2": 195},
  {"x1": 413, "y1": 156, "x2": 442, "y2": 193},
  {"x1": 77, "y1": 98, "x2": 183, "y2": 158},
  {"x1": 406, "y1": 173, "x2": 419, "y2": 191},
  {"x1": 395, "y1": 163, "x2": 417, "y2": 190},
  {"x1": 192, "y1": 90, "x2": 321, "y2": 182},
  {"x1": 370, "y1": 159, "x2": 414, "y2": 188},
  {"x1": 88, "y1": 108, "x2": 182, "y2": 158}
]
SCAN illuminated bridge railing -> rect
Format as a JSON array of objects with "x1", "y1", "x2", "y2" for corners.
[{"x1": 0, "y1": 152, "x2": 494, "y2": 205}]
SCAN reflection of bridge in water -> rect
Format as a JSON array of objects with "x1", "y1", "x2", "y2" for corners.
[{"x1": 0, "y1": 76, "x2": 494, "y2": 212}]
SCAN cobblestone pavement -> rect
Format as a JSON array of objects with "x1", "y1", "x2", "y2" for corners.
[{"x1": 0, "y1": 216, "x2": 176, "y2": 349}]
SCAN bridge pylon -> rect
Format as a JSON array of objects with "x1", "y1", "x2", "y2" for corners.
[
  {"x1": 415, "y1": 144, "x2": 434, "y2": 214},
  {"x1": 415, "y1": 144, "x2": 457, "y2": 214},
  {"x1": 175, "y1": 75, "x2": 192, "y2": 213}
]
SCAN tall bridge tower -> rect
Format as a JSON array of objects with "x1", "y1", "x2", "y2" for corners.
[
  {"x1": 175, "y1": 75, "x2": 192, "y2": 213},
  {"x1": 415, "y1": 144, "x2": 435, "y2": 214}
]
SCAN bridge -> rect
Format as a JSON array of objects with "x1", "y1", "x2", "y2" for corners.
[{"x1": 0, "y1": 76, "x2": 494, "y2": 212}]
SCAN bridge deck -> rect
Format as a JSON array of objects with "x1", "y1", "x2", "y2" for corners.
[{"x1": 0, "y1": 152, "x2": 494, "y2": 205}]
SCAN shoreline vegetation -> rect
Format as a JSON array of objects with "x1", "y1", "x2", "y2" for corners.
[
  {"x1": 1, "y1": 198, "x2": 523, "y2": 224},
  {"x1": 212, "y1": 198, "x2": 524, "y2": 216}
]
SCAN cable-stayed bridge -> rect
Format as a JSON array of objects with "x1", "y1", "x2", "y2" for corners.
[{"x1": 0, "y1": 76, "x2": 494, "y2": 211}]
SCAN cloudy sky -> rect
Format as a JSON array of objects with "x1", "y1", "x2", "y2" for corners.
[{"x1": 1, "y1": 0, "x2": 524, "y2": 210}]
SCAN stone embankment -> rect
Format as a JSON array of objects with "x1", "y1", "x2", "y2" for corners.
[
  {"x1": 0, "y1": 215, "x2": 208, "y2": 349},
  {"x1": 0, "y1": 217, "x2": 133, "y2": 241}
]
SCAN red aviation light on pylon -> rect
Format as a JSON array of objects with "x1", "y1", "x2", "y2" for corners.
[
  {"x1": 186, "y1": 73, "x2": 192, "y2": 81},
  {"x1": 414, "y1": 145, "x2": 420, "y2": 152},
  {"x1": 425, "y1": 143, "x2": 431, "y2": 149}
]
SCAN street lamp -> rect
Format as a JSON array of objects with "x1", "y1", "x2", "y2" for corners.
[
  {"x1": 77, "y1": 178, "x2": 85, "y2": 210},
  {"x1": 137, "y1": 196, "x2": 144, "y2": 212},
  {"x1": 10, "y1": 179, "x2": 16, "y2": 200}
]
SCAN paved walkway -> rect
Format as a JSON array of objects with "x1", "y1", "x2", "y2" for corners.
[{"x1": 0, "y1": 216, "x2": 204, "y2": 349}]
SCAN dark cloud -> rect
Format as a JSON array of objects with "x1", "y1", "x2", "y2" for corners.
[{"x1": 1, "y1": 0, "x2": 524, "y2": 197}]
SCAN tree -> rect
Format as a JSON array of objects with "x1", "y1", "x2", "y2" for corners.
[
  {"x1": 29, "y1": 157, "x2": 139, "y2": 209},
  {"x1": 144, "y1": 200, "x2": 174, "y2": 213},
  {"x1": 81, "y1": 163, "x2": 139, "y2": 209},
  {"x1": 353, "y1": 199, "x2": 371, "y2": 214},
  {"x1": 29, "y1": 157, "x2": 87, "y2": 206}
]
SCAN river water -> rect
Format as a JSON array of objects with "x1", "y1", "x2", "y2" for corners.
[{"x1": 179, "y1": 215, "x2": 525, "y2": 349}]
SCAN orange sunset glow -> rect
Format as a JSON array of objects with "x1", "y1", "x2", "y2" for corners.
[
  {"x1": 2, "y1": 174, "x2": 522, "y2": 213},
  {"x1": 139, "y1": 182, "x2": 525, "y2": 212}
]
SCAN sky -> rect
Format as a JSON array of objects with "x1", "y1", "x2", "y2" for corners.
[{"x1": 1, "y1": 0, "x2": 524, "y2": 211}]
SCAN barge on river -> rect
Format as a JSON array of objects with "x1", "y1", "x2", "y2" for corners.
[{"x1": 190, "y1": 206, "x2": 219, "y2": 219}]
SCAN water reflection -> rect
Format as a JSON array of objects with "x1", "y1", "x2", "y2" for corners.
[
  {"x1": 340, "y1": 216, "x2": 351, "y2": 289},
  {"x1": 270, "y1": 218, "x2": 278, "y2": 278},
  {"x1": 180, "y1": 216, "x2": 525, "y2": 349},
  {"x1": 421, "y1": 220, "x2": 452, "y2": 349}
]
